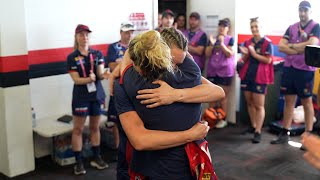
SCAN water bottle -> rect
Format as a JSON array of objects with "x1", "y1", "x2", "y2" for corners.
[{"x1": 32, "y1": 108, "x2": 36, "y2": 128}]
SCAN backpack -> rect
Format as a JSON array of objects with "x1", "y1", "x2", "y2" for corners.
[{"x1": 202, "y1": 107, "x2": 226, "y2": 129}]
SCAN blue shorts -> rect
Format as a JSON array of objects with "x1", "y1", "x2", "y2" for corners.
[
  {"x1": 72, "y1": 101, "x2": 102, "y2": 116},
  {"x1": 207, "y1": 76, "x2": 233, "y2": 86},
  {"x1": 280, "y1": 67, "x2": 314, "y2": 98},
  {"x1": 241, "y1": 80, "x2": 267, "y2": 94},
  {"x1": 107, "y1": 96, "x2": 119, "y2": 123}
]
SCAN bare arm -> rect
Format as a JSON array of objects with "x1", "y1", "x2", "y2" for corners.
[
  {"x1": 291, "y1": 37, "x2": 319, "y2": 53},
  {"x1": 96, "y1": 64, "x2": 105, "y2": 79},
  {"x1": 218, "y1": 35, "x2": 234, "y2": 58},
  {"x1": 220, "y1": 44, "x2": 234, "y2": 58},
  {"x1": 136, "y1": 77, "x2": 225, "y2": 108},
  {"x1": 278, "y1": 38, "x2": 299, "y2": 55},
  {"x1": 239, "y1": 46, "x2": 249, "y2": 62},
  {"x1": 301, "y1": 132, "x2": 320, "y2": 169},
  {"x1": 205, "y1": 46, "x2": 213, "y2": 58},
  {"x1": 188, "y1": 45, "x2": 205, "y2": 56},
  {"x1": 205, "y1": 35, "x2": 216, "y2": 58},
  {"x1": 120, "y1": 111, "x2": 209, "y2": 151},
  {"x1": 108, "y1": 62, "x2": 118, "y2": 71},
  {"x1": 69, "y1": 71, "x2": 94, "y2": 85}
]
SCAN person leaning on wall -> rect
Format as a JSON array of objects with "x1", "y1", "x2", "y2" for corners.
[{"x1": 66, "y1": 24, "x2": 109, "y2": 175}]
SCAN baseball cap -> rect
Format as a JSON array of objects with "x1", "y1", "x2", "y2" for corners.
[
  {"x1": 120, "y1": 22, "x2": 136, "y2": 31},
  {"x1": 162, "y1": 9, "x2": 175, "y2": 18},
  {"x1": 75, "y1": 24, "x2": 92, "y2": 33},
  {"x1": 299, "y1": 1, "x2": 311, "y2": 9},
  {"x1": 189, "y1": 12, "x2": 201, "y2": 20}
]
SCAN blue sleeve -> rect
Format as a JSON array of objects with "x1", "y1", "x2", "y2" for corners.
[
  {"x1": 265, "y1": 42, "x2": 273, "y2": 56},
  {"x1": 173, "y1": 57, "x2": 202, "y2": 87},
  {"x1": 228, "y1": 37, "x2": 235, "y2": 46},
  {"x1": 197, "y1": 33, "x2": 208, "y2": 46},
  {"x1": 106, "y1": 45, "x2": 117, "y2": 65},
  {"x1": 114, "y1": 79, "x2": 135, "y2": 115},
  {"x1": 283, "y1": 27, "x2": 290, "y2": 40},
  {"x1": 95, "y1": 51, "x2": 105, "y2": 65},
  {"x1": 310, "y1": 24, "x2": 320, "y2": 38},
  {"x1": 66, "y1": 54, "x2": 77, "y2": 72}
]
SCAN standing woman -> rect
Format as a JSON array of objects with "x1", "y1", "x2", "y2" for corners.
[
  {"x1": 205, "y1": 18, "x2": 235, "y2": 128},
  {"x1": 67, "y1": 24, "x2": 108, "y2": 175},
  {"x1": 238, "y1": 17, "x2": 274, "y2": 143}
]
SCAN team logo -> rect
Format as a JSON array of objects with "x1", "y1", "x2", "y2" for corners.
[
  {"x1": 256, "y1": 48, "x2": 261, "y2": 54},
  {"x1": 256, "y1": 85, "x2": 261, "y2": 91},
  {"x1": 75, "y1": 56, "x2": 83, "y2": 61},
  {"x1": 135, "y1": 176, "x2": 141, "y2": 180},
  {"x1": 304, "y1": 88, "x2": 310, "y2": 94},
  {"x1": 202, "y1": 173, "x2": 211, "y2": 180}
]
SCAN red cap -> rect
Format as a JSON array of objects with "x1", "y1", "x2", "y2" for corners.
[{"x1": 75, "y1": 24, "x2": 92, "y2": 33}]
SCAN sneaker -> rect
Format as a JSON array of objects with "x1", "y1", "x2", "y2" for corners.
[
  {"x1": 215, "y1": 120, "x2": 227, "y2": 128},
  {"x1": 252, "y1": 132, "x2": 261, "y2": 143},
  {"x1": 74, "y1": 161, "x2": 86, "y2": 175},
  {"x1": 270, "y1": 131, "x2": 290, "y2": 144},
  {"x1": 241, "y1": 126, "x2": 255, "y2": 135},
  {"x1": 90, "y1": 156, "x2": 109, "y2": 170}
]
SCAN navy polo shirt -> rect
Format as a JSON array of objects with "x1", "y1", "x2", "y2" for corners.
[
  {"x1": 106, "y1": 41, "x2": 128, "y2": 67},
  {"x1": 244, "y1": 37, "x2": 273, "y2": 81},
  {"x1": 188, "y1": 31, "x2": 208, "y2": 46},
  {"x1": 67, "y1": 49, "x2": 106, "y2": 102},
  {"x1": 114, "y1": 57, "x2": 202, "y2": 179}
]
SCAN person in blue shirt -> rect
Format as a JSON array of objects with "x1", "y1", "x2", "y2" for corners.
[
  {"x1": 67, "y1": 24, "x2": 108, "y2": 175},
  {"x1": 114, "y1": 29, "x2": 223, "y2": 179},
  {"x1": 106, "y1": 22, "x2": 135, "y2": 71}
]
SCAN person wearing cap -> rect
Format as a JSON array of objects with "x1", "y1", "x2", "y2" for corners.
[
  {"x1": 205, "y1": 18, "x2": 235, "y2": 129},
  {"x1": 104, "y1": 22, "x2": 135, "y2": 179},
  {"x1": 155, "y1": 9, "x2": 175, "y2": 32},
  {"x1": 67, "y1": 24, "x2": 109, "y2": 175},
  {"x1": 270, "y1": 1, "x2": 320, "y2": 145},
  {"x1": 106, "y1": 22, "x2": 135, "y2": 71},
  {"x1": 238, "y1": 17, "x2": 274, "y2": 143},
  {"x1": 184, "y1": 12, "x2": 208, "y2": 71}
]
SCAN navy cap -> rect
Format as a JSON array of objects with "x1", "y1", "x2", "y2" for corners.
[
  {"x1": 218, "y1": 19, "x2": 230, "y2": 27},
  {"x1": 75, "y1": 24, "x2": 92, "y2": 33},
  {"x1": 189, "y1": 12, "x2": 201, "y2": 20},
  {"x1": 162, "y1": 9, "x2": 174, "y2": 18},
  {"x1": 299, "y1": 1, "x2": 311, "y2": 9}
]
